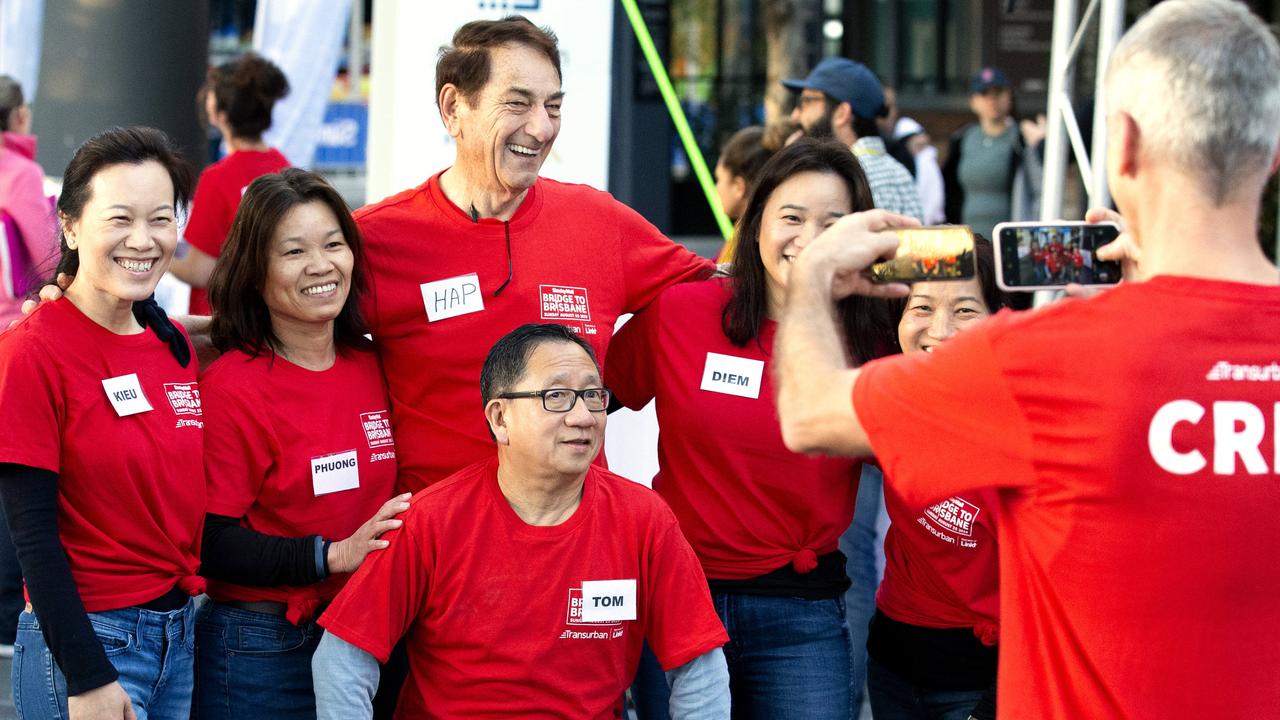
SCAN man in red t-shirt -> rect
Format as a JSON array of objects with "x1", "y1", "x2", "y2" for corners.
[
  {"x1": 311, "y1": 324, "x2": 728, "y2": 719},
  {"x1": 774, "y1": 2, "x2": 1280, "y2": 718}
]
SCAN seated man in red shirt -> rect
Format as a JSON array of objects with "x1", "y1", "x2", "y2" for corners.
[
  {"x1": 775, "y1": 1, "x2": 1280, "y2": 718},
  {"x1": 312, "y1": 323, "x2": 729, "y2": 719}
]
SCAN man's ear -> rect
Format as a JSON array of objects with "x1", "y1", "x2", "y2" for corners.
[
  {"x1": 439, "y1": 84, "x2": 465, "y2": 139},
  {"x1": 1114, "y1": 111, "x2": 1141, "y2": 179},
  {"x1": 833, "y1": 101, "x2": 853, "y2": 129},
  {"x1": 485, "y1": 398, "x2": 510, "y2": 446}
]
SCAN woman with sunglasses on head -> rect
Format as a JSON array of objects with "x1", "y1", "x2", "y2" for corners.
[
  {"x1": 0, "y1": 126, "x2": 204, "y2": 720},
  {"x1": 865, "y1": 236, "x2": 1005, "y2": 720},
  {"x1": 193, "y1": 168, "x2": 407, "y2": 720},
  {"x1": 609, "y1": 139, "x2": 887, "y2": 719}
]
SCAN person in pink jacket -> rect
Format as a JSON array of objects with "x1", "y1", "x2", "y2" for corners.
[{"x1": 0, "y1": 75, "x2": 55, "y2": 328}]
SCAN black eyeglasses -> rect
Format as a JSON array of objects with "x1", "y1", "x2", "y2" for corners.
[{"x1": 497, "y1": 387, "x2": 610, "y2": 413}]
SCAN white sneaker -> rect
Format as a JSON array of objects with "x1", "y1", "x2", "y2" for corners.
[{"x1": 0, "y1": 643, "x2": 13, "y2": 658}]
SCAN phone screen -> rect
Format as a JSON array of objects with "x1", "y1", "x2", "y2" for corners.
[{"x1": 998, "y1": 224, "x2": 1122, "y2": 287}]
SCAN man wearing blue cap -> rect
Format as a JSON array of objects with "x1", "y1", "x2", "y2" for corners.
[
  {"x1": 784, "y1": 58, "x2": 924, "y2": 223},
  {"x1": 942, "y1": 66, "x2": 1046, "y2": 242}
]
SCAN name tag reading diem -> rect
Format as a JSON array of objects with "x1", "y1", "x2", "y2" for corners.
[
  {"x1": 699, "y1": 352, "x2": 765, "y2": 399},
  {"x1": 420, "y1": 273, "x2": 484, "y2": 322},
  {"x1": 580, "y1": 579, "x2": 637, "y2": 623},
  {"x1": 311, "y1": 449, "x2": 360, "y2": 496},
  {"x1": 101, "y1": 373, "x2": 153, "y2": 417}
]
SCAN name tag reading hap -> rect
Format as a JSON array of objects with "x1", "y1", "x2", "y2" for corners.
[
  {"x1": 420, "y1": 273, "x2": 484, "y2": 322},
  {"x1": 700, "y1": 352, "x2": 765, "y2": 399},
  {"x1": 311, "y1": 449, "x2": 360, "y2": 496},
  {"x1": 102, "y1": 373, "x2": 153, "y2": 417},
  {"x1": 580, "y1": 579, "x2": 637, "y2": 623}
]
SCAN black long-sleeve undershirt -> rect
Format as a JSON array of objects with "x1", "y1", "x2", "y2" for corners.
[
  {"x1": 199, "y1": 513, "x2": 327, "y2": 587},
  {"x1": 0, "y1": 463, "x2": 118, "y2": 695}
]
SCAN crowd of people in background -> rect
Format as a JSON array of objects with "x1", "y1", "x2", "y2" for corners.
[{"x1": 0, "y1": 1, "x2": 1278, "y2": 719}]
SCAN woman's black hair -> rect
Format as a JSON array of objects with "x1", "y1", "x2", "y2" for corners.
[
  {"x1": 52, "y1": 126, "x2": 195, "y2": 283},
  {"x1": 206, "y1": 53, "x2": 289, "y2": 140},
  {"x1": 722, "y1": 138, "x2": 892, "y2": 364},
  {"x1": 208, "y1": 168, "x2": 369, "y2": 356}
]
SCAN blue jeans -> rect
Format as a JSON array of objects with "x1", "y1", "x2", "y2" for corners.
[
  {"x1": 866, "y1": 656, "x2": 985, "y2": 720},
  {"x1": 13, "y1": 600, "x2": 195, "y2": 720},
  {"x1": 842, "y1": 465, "x2": 887, "y2": 715},
  {"x1": 193, "y1": 602, "x2": 323, "y2": 720},
  {"x1": 632, "y1": 593, "x2": 852, "y2": 719}
]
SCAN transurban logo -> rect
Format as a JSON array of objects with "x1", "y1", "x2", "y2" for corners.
[{"x1": 1205, "y1": 361, "x2": 1280, "y2": 382}]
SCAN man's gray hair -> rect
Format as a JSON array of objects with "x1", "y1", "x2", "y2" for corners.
[{"x1": 1105, "y1": 0, "x2": 1280, "y2": 203}]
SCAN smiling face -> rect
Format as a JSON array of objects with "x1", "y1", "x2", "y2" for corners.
[
  {"x1": 261, "y1": 200, "x2": 353, "y2": 334},
  {"x1": 491, "y1": 340, "x2": 605, "y2": 483},
  {"x1": 897, "y1": 277, "x2": 992, "y2": 354},
  {"x1": 62, "y1": 160, "x2": 178, "y2": 323},
  {"x1": 758, "y1": 170, "x2": 852, "y2": 312},
  {"x1": 450, "y1": 42, "x2": 563, "y2": 198}
]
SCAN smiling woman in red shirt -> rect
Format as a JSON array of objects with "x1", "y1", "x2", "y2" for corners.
[
  {"x1": 608, "y1": 139, "x2": 885, "y2": 719},
  {"x1": 865, "y1": 237, "x2": 1004, "y2": 720},
  {"x1": 0, "y1": 126, "x2": 204, "y2": 720},
  {"x1": 168, "y1": 53, "x2": 290, "y2": 315},
  {"x1": 194, "y1": 169, "x2": 406, "y2": 720}
]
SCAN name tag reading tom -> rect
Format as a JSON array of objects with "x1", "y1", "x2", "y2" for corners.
[
  {"x1": 420, "y1": 273, "x2": 484, "y2": 322},
  {"x1": 580, "y1": 579, "x2": 637, "y2": 623},
  {"x1": 101, "y1": 373, "x2": 153, "y2": 417},
  {"x1": 311, "y1": 449, "x2": 360, "y2": 496},
  {"x1": 700, "y1": 352, "x2": 765, "y2": 399}
]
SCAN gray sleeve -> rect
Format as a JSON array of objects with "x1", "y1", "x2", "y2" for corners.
[
  {"x1": 312, "y1": 630, "x2": 380, "y2": 720},
  {"x1": 665, "y1": 647, "x2": 730, "y2": 719}
]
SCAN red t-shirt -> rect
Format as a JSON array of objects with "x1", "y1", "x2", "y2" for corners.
[
  {"x1": 606, "y1": 278, "x2": 860, "y2": 579},
  {"x1": 200, "y1": 343, "x2": 398, "y2": 623},
  {"x1": 0, "y1": 298, "x2": 205, "y2": 611},
  {"x1": 184, "y1": 148, "x2": 290, "y2": 315},
  {"x1": 853, "y1": 275, "x2": 1280, "y2": 717},
  {"x1": 355, "y1": 172, "x2": 714, "y2": 492},
  {"x1": 319, "y1": 458, "x2": 728, "y2": 719},
  {"x1": 878, "y1": 483, "x2": 1000, "y2": 643}
]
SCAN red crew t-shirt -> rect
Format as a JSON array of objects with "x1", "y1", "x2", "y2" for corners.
[
  {"x1": 0, "y1": 298, "x2": 205, "y2": 611},
  {"x1": 877, "y1": 483, "x2": 1000, "y2": 642},
  {"x1": 184, "y1": 148, "x2": 289, "y2": 315},
  {"x1": 355, "y1": 172, "x2": 714, "y2": 492},
  {"x1": 320, "y1": 458, "x2": 728, "y2": 719},
  {"x1": 200, "y1": 343, "x2": 398, "y2": 623},
  {"x1": 606, "y1": 278, "x2": 860, "y2": 579},
  {"x1": 853, "y1": 275, "x2": 1280, "y2": 718}
]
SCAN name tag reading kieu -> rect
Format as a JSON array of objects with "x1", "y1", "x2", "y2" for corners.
[
  {"x1": 102, "y1": 373, "x2": 153, "y2": 417},
  {"x1": 700, "y1": 352, "x2": 765, "y2": 399},
  {"x1": 311, "y1": 449, "x2": 360, "y2": 496},
  {"x1": 580, "y1": 579, "x2": 637, "y2": 623},
  {"x1": 420, "y1": 273, "x2": 484, "y2": 322}
]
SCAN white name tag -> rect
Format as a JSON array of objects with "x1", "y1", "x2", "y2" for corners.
[
  {"x1": 101, "y1": 373, "x2": 153, "y2": 417},
  {"x1": 699, "y1": 352, "x2": 765, "y2": 399},
  {"x1": 311, "y1": 449, "x2": 360, "y2": 496},
  {"x1": 580, "y1": 579, "x2": 637, "y2": 623},
  {"x1": 420, "y1": 273, "x2": 484, "y2": 322}
]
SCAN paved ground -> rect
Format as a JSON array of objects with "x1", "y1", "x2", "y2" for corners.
[{"x1": 0, "y1": 655, "x2": 13, "y2": 719}]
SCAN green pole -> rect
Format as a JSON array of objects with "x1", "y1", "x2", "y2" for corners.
[{"x1": 619, "y1": 0, "x2": 735, "y2": 241}]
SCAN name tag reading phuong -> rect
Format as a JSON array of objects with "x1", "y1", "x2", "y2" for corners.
[{"x1": 311, "y1": 449, "x2": 360, "y2": 496}]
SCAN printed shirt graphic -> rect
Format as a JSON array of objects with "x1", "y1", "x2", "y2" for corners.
[
  {"x1": 200, "y1": 342, "x2": 397, "y2": 617},
  {"x1": 854, "y1": 276, "x2": 1280, "y2": 717},
  {"x1": 320, "y1": 459, "x2": 727, "y2": 719},
  {"x1": 0, "y1": 298, "x2": 204, "y2": 611},
  {"x1": 353, "y1": 172, "x2": 714, "y2": 493}
]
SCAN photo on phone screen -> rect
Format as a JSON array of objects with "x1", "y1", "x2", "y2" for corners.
[{"x1": 996, "y1": 223, "x2": 1122, "y2": 289}]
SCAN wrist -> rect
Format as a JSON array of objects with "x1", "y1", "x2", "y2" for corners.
[{"x1": 319, "y1": 537, "x2": 334, "y2": 578}]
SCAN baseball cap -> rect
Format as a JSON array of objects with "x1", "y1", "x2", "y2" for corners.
[
  {"x1": 782, "y1": 58, "x2": 885, "y2": 120},
  {"x1": 970, "y1": 66, "x2": 1010, "y2": 94},
  {"x1": 893, "y1": 117, "x2": 926, "y2": 142}
]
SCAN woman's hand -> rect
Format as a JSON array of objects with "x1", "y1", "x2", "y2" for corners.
[
  {"x1": 326, "y1": 493, "x2": 412, "y2": 574},
  {"x1": 16, "y1": 272, "x2": 71, "y2": 321},
  {"x1": 68, "y1": 681, "x2": 136, "y2": 720}
]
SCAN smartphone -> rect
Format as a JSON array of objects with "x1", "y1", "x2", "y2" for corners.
[
  {"x1": 993, "y1": 221, "x2": 1122, "y2": 291},
  {"x1": 869, "y1": 226, "x2": 976, "y2": 284}
]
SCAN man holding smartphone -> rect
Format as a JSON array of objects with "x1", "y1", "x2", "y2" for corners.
[{"x1": 775, "y1": 1, "x2": 1280, "y2": 717}]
